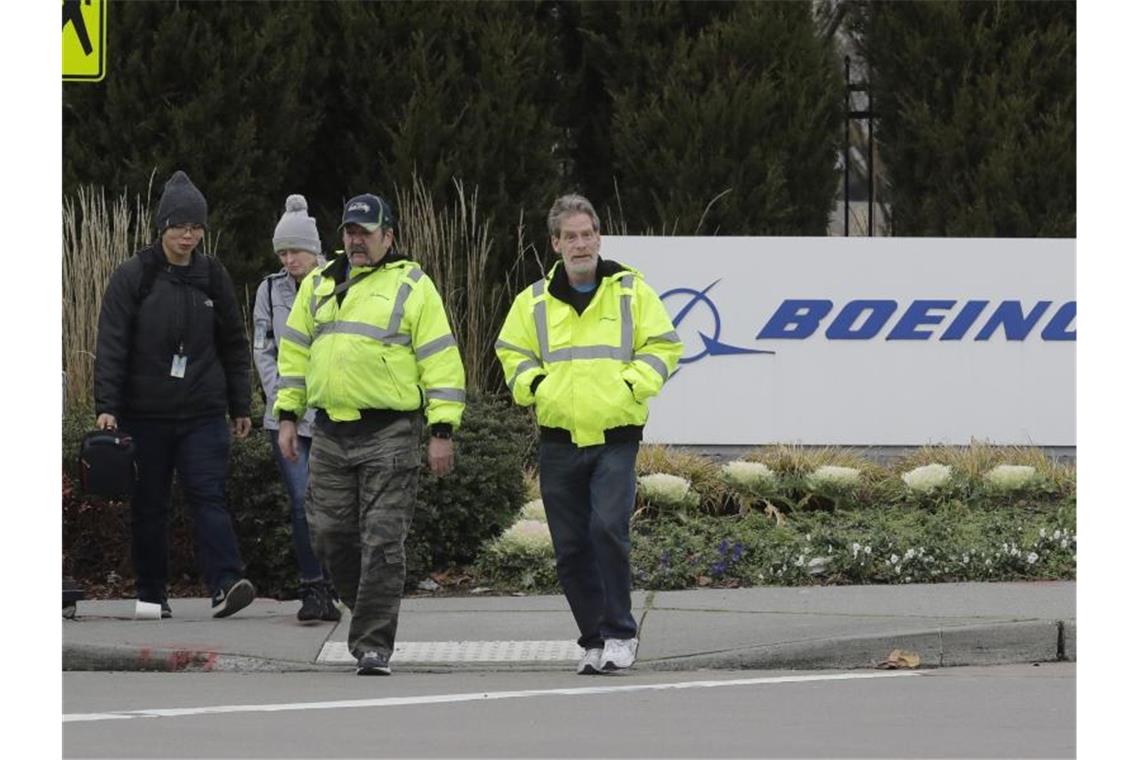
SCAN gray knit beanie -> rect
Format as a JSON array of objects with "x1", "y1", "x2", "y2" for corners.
[
  {"x1": 155, "y1": 170, "x2": 208, "y2": 233},
  {"x1": 272, "y1": 194, "x2": 321, "y2": 255}
]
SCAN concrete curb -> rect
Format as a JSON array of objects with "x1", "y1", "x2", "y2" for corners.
[
  {"x1": 63, "y1": 620, "x2": 1075, "y2": 674},
  {"x1": 642, "y1": 620, "x2": 1074, "y2": 672}
]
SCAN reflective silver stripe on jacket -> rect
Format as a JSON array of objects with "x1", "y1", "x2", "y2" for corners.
[
  {"x1": 530, "y1": 276, "x2": 635, "y2": 364},
  {"x1": 425, "y1": 387, "x2": 465, "y2": 402},
  {"x1": 415, "y1": 333, "x2": 457, "y2": 361},
  {"x1": 278, "y1": 376, "x2": 306, "y2": 389},
  {"x1": 313, "y1": 320, "x2": 412, "y2": 346},
  {"x1": 386, "y1": 268, "x2": 423, "y2": 334},
  {"x1": 633, "y1": 353, "x2": 670, "y2": 381},
  {"x1": 278, "y1": 325, "x2": 311, "y2": 348},
  {"x1": 507, "y1": 359, "x2": 541, "y2": 390},
  {"x1": 496, "y1": 339, "x2": 539, "y2": 364}
]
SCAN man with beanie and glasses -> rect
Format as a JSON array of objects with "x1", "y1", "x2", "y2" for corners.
[
  {"x1": 94, "y1": 169, "x2": 257, "y2": 619},
  {"x1": 252, "y1": 194, "x2": 339, "y2": 623},
  {"x1": 275, "y1": 192, "x2": 465, "y2": 675}
]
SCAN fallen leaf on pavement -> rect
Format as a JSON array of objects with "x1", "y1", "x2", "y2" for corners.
[{"x1": 876, "y1": 648, "x2": 921, "y2": 669}]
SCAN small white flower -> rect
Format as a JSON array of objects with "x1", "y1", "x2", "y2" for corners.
[
  {"x1": 1027, "y1": 552, "x2": 1039, "y2": 565},
  {"x1": 863, "y1": 545, "x2": 872, "y2": 555},
  {"x1": 721, "y1": 460, "x2": 777, "y2": 490},
  {"x1": 1053, "y1": 530, "x2": 1062, "y2": 541},
  {"x1": 984, "y1": 464, "x2": 1038, "y2": 490},
  {"x1": 496, "y1": 519, "x2": 553, "y2": 552},
  {"x1": 1039, "y1": 528, "x2": 1047, "y2": 538},
  {"x1": 852, "y1": 542, "x2": 862, "y2": 555},
  {"x1": 1060, "y1": 539, "x2": 1069, "y2": 549},
  {"x1": 638, "y1": 473, "x2": 693, "y2": 507},
  {"x1": 901, "y1": 463, "x2": 953, "y2": 493},
  {"x1": 890, "y1": 554, "x2": 900, "y2": 565},
  {"x1": 904, "y1": 548, "x2": 916, "y2": 561},
  {"x1": 962, "y1": 553, "x2": 970, "y2": 564},
  {"x1": 794, "y1": 555, "x2": 805, "y2": 567},
  {"x1": 809, "y1": 465, "x2": 861, "y2": 489}
]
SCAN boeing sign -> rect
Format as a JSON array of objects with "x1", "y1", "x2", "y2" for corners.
[{"x1": 606, "y1": 235, "x2": 1075, "y2": 447}]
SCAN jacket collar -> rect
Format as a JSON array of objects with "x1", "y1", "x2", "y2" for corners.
[{"x1": 547, "y1": 257, "x2": 629, "y2": 302}]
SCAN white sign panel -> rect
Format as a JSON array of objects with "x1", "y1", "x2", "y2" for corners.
[{"x1": 606, "y1": 236, "x2": 1075, "y2": 446}]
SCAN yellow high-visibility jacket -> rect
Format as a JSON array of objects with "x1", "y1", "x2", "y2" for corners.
[
  {"x1": 496, "y1": 259, "x2": 681, "y2": 447},
  {"x1": 274, "y1": 252, "x2": 464, "y2": 428}
]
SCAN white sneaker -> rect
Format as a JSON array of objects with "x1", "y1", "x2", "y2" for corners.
[
  {"x1": 602, "y1": 637, "x2": 639, "y2": 671},
  {"x1": 576, "y1": 647, "x2": 605, "y2": 675}
]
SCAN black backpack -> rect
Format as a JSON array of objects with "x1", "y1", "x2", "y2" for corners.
[
  {"x1": 136, "y1": 248, "x2": 226, "y2": 307},
  {"x1": 78, "y1": 429, "x2": 138, "y2": 501}
]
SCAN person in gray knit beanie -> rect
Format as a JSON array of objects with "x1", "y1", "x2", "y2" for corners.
[
  {"x1": 253, "y1": 193, "x2": 337, "y2": 623},
  {"x1": 155, "y1": 170, "x2": 208, "y2": 233},
  {"x1": 272, "y1": 194, "x2": 321, "y2": 256}
]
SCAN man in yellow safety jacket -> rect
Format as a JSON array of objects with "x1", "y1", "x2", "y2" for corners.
[
  {"x1": 275, "y1": 192, "x2": 465, "y2": 676},
  {"x1": 496, "y1": 193, "x2": 682, "y2": 675}
]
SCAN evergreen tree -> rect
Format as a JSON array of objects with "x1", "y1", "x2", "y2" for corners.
[
  {"x1": 580, "y1": 2, "x2": 844, "y2": 234},
  {"x1": 63, "y1": 0, "x2": 331, "y2": 286},
  {"x1": 847, "y1": 1, "x2": 1076, "y2": 236}
]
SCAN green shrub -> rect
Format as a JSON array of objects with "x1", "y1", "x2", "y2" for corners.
[
  {"x1": 407, "y1": 395, "x2": 534, "y2": 584},
  {"x1": 471, "y1": 519, "x2": 559, "y2": 593},
  {"x1": 63, "y1": 394, "x2": 534, "y2": 598}
]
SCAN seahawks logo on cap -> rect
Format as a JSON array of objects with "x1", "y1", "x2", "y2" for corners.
[{"x1": 347, "y1": 201, "x2": 371, "y2": 213}]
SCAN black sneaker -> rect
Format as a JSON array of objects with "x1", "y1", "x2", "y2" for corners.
[
  {"x1": 296, "y1": 581, "x2": 325, "y2": 622},
  {"x1": 320, "y1": 581, "x2": 342, "y2": 622},
  {"x1": 356, "y1": 651, "x2": 391, "y2": 676},
  {"x1": 160, "y1": 600, "x2": 172, "y2": 619},
  {"x1": 211, "y1": 578, "x2": 256, "y2": 618}
]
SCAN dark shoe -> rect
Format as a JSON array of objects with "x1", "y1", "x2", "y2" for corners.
[
  {"x1": 211, "y1": 578, "x2": 256, "y2": 618},
  {"x1": 320, "y1": 581, "x2": 342, "y2": 622},
  {"x1": 161, "y1": 600, "x2": 172, "y2": 619},
  {"x1": 356, "y1": 651, "x2": 391, "y2": 676},
  {"x1": 296, "y1": 583, "x2": 335, "y2": 624}
]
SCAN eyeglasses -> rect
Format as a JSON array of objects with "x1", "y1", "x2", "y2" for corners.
[{"x1": 169, "y1": 224, "x2": 204, "y2": 235}]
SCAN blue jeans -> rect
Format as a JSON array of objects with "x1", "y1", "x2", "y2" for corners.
[
  {"x1": 120, "y1": 416, "x2": 245, "y2": 600},
  {"x1": 538, "y1": 440, "x2": 640, "y2": 649},
  {"x1": 267, "y1": 430, "x2": 324, "y2": 583}
]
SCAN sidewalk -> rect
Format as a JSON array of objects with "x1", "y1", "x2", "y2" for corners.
[{"x1": 62, "y1": 581, "x2": 1075, "y2": 674}]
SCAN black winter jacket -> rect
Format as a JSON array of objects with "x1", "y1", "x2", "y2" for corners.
[{"x1": 94, "y1": 243, "x2": 251, "y2": 421}]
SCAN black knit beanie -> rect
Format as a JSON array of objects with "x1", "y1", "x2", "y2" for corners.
[{"x1": 155, "y1": 170, "x2": 208, "y2": 233}]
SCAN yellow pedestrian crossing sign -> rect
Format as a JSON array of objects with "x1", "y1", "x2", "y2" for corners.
[{"x1": 63, "y1": 0, "x2": 107, "y2": 83}]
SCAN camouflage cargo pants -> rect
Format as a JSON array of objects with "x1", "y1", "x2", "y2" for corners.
[{"x1": 306, "y1": 415, "x2": 422, "y2": 659}]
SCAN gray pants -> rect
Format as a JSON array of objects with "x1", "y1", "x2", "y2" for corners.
[{"x1": 306, "y1": 415, "x2": 422, "y2": 659}]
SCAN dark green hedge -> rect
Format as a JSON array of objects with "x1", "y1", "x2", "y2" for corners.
[{"x1": 62, "y1": 395, "x2": 532, "y2": 599}]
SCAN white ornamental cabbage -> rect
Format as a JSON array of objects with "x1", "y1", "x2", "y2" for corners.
[
  {"x1": 808, "y1": 465, "x2": 861, "y2": 489},
  {"x1": 901, "y1": 463, "x2": 953, "y2": 493},
  {"x1": 497, "y1": 519, "x2": 553, "y2": 552},
  {"x1": 520, "y1": 498, "x2": 546, "y2": 522},
  {"x1": 984, "y1": 464, "x2": 1038, "y2": 490},
  {"x1": 722, "y1": 460, "x2": 777, "y2": 490},
  {"x1": 638, "y1": 473, "x2": 694, "y2": 507}
]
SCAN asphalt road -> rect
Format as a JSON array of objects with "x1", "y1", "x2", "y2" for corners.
[{"x1": 63, "y1": 663, "x2": 1074, "y2": 758}]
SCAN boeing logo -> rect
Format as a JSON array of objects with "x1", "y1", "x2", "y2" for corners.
[
  {"x1": 661, "y1": 281, "x2": 775, "y2": 365},
  {"x1": 662, "y1": 285, "x2": 1077, "y2": 366}
]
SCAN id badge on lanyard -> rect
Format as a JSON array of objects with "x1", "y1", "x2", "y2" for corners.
[{"x1": 171, "y1": 342, "x2": 188, "y2": 378}]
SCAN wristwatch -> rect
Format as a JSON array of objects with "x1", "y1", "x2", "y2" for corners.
[{"x1": 430, "y1": 424, "x2": 453, "y2": 440}]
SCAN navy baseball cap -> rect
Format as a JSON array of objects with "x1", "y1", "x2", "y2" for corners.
[{"x1": 340, "y1": 193, "x2": 396, "y2": 232}]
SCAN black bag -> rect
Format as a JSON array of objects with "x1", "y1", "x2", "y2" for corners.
[{"x1": 79, "y1": 430, "x2": 138, "y2": 501}]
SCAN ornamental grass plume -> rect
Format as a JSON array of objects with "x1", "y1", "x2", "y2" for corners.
[
  {"x1": 984, "y1": 464, "x2": 1038, "y2": 490},
  {"x1": 520, "y1": 498, "x2": 546, "y2": 522},
  {"x1": 901, "y1": 463, "x2": 953, "y2": 493},
  {"x1": 638, "y1": 472, "x2": 695, "y2": 508},
  {"x1": 722, "y1": 460, "x2": 777, "y2": 491},
  {"x1": 807, "y1": 465, "x2": 861, "y2": 489},
  {"x1": 496, "y1": 519, "x2": 553, "y2": 552}
]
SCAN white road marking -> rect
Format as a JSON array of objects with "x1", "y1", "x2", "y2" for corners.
[
  {"x1": 317, "y1": 640, "x2": 582, "y2": 664},
  {"x1": 64, "y1": 671, "x2": 921, "y2": 723}
]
